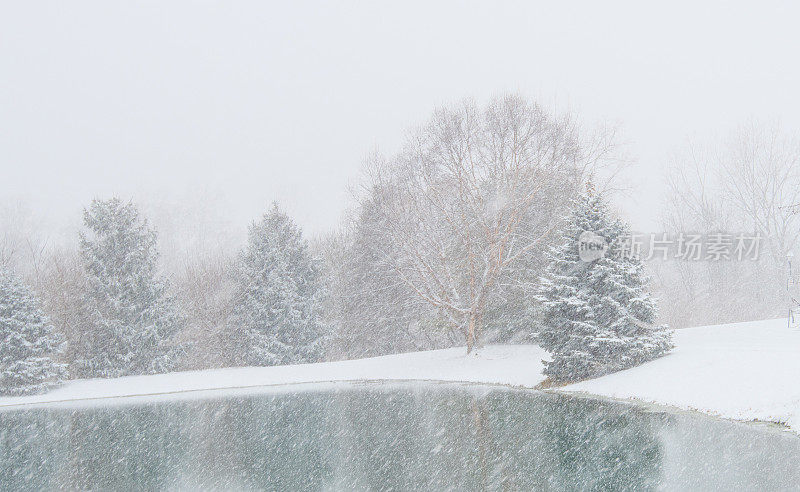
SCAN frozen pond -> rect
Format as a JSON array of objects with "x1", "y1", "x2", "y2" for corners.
[{"x1": 1, "y1": 382, "x2": 799, "y2": 490}]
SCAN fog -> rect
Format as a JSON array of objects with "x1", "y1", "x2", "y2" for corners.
[{"x1": 3, "y1": 1, "x2": 800, "y2": 239}]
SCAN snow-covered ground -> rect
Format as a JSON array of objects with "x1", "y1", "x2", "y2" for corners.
[
  {"x1": 565, "y1": 318, "x2": 800, "y2": 433},
  {"x1": 0, "y1": 345, "x2": 549, "y2": 409},
  {"x1": 2, "y1": 318, "x2": 799, "y2": 436}
]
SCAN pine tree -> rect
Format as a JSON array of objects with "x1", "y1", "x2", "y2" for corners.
[
  {"x1": 0, "y1": 267, "x2": 66, "y2": 395},
  {"x1": 537, "y1": 187, "x2": 673, "y2": 383},
  {"x1": 78, "y1": 198, "x2": 184, "y2": 378},
  {"x1": 232, "y1": 203, "x2": 325, "y2": 366}
]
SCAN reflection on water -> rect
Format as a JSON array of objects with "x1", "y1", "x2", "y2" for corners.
[{"x1": 1, "y1": 383, "x2": 798, "y2": 490}]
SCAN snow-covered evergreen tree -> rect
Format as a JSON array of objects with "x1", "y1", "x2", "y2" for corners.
[
  {"x1": 231, "y1": 203, "x2": 324, "y2": 366},
  {"x1": 0, "y1": 267, "x2": 66, "y2": 395},
  {"x1": 78, "y1": 198, "x2": 184, "y2": 378},
  {"x1": 537, "y1": 186, "x2": 673, "y2": 383}
]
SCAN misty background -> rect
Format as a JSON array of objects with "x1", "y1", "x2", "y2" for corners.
[
  {"x1": 4, "y1": 1, "x2": 800, "y2": 241},
  {"x1": 2, "y1": 1, "x2": 800, "y2": 357}
]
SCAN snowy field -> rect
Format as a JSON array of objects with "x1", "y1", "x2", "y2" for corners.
[
  {"x1": 1, "y1": 318, "x2": 799, "y2": 436},
  {"x1": 565, "y1": 318, "x2": 800, "y2": 433}
]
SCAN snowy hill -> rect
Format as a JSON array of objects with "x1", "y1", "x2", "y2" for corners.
[{"x1": 1, "y1": 318, "x2": 799, "y2": 435}]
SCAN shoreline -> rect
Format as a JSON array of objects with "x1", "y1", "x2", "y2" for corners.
[
  {"x1": 0, "y1": 375, "x2": 796, "y2": 441},
  {"x1": 1, "y1": 318, "x2": 798, "y2": 437}
]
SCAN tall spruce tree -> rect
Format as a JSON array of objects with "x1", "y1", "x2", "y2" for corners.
[
  {"x1": 79, "y1": 198, "x2": 184, "y2": 378},
  {"x1": 232, "y1": 203, "x2": 324, "y2": 366},
  {"x1": 537, "y1": 186, "x2": 673, "y2": 383},
  {"x1": 0, "y1": 267, "x2": 66, "y2": 395}
]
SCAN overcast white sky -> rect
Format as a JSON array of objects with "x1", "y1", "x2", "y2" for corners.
[{"x1": 2, "y1": 1, "x2": 800, "y2": 241}]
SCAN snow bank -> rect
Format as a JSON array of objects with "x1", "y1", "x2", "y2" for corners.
[
  {"x1": 564, "y1": 318, "x2": 800, "y2": 433},
  {"x1": 0, "y1": 345, "x2": 548, "y2": 409}
]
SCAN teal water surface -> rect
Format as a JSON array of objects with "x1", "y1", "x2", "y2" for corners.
[{"x1": 0, "y1": 383, "x2": 798, "y2": 490}]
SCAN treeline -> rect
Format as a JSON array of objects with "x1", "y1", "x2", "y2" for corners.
[
  {"x1": 4, "y1": 95, "x2": 789, "y2": 394},
  {"x1": 0, "y1": 198, "x2": 326, "y2": 394},
  {"x1": 4, "y1": 95, "x2": 622, "y2": 394}
]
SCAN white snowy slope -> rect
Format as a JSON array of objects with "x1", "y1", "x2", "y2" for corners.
[
  {"x1": 564, "y1": 318, "x2": 800, "y2": 432},
  {"x1": 0, "y1": 345, "x2": 549, "y2": 408}
]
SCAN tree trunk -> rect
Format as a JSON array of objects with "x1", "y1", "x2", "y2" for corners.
[{"x1": 466, "y1": 312, "x2": 478, "y2": 354}]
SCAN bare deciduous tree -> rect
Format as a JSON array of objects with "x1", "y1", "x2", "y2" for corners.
[
  {"x1": 719, "y1": 122, "x2": 800, "y2": 262},
  {"x1": 364, "y1": 96, "x2": 617, "y2": 352},
  {"x1": 658, "y1": 122, "x2": 800, "y2": 327},
  {"x1": 31, "y1": 247, "x2": 93, "y2": 373},
  {"x1": 173, "y1": 254, "x2": 238, "y2": 369}
]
